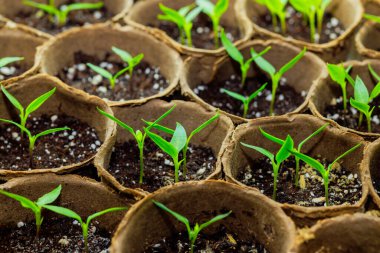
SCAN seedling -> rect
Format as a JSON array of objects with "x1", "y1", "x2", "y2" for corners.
[
  {"x1": 255, "y1": 0, "x2": 288, "y2": 33},
  {"x1": 158, "y1": 3, "x2": 203, "y2": 47},
  {"x1": 0, "y1": 57, "x2": 24, "y2": 69},
  {"x1": 327, "y1": 63, "x2": 354, "y2": 111},
  {"x1": 220, "y1": 83, "x2": 267, "y2": 118},
  {"x1": 196, "y1": 0, "x2": 229, "y2": 48},
  {"x1": 111, "y1": 47, "x2": 144, "y2": 77},
  {"x1": 291, "y1": 143, "x2": 361, "y2": 206},
  {"x1": 43, "y1": 204, "x2": 127, "y2": 253},
  {"x1": 97, "y1": 105, "x2": 176, "y2": 184},
  {"x1": 220, "y1": 30, "x2": 271, "y2": 86},
  {"x1": 152, "y1": 200, "x2": 231, "y2": 253},
  {"x1": 241, "y1": 135, "x2": 294, "y2": 200},
  {"x1": 251, "y1": 47, "x2": 306, "y2": 115},
  {"x1": 364, "y1": 13, "x2": 380, "y2": 23},
  {"x1": 0, "y1": 185, "x2": 61, "y2": 236},
  {"x1": 22, "y1": 0, "x2": 104, "y2": 26},
  {"x1": 87, "y1": 63, "x2": 132, "y2": 90},
  {"x1": 369, "y1": 64, "x2": 380, "y2": 83},
  {"x1": 259, "y1": 123, "x2": 328, "y2": 186}
]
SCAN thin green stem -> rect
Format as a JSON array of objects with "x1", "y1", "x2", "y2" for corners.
[
  {"x1": 279, "y1": 14, "x2": 286, "y2": 34},
  {"x1": 138, "y1": 144, "x2": 144, "y2": 184},
  {"x1": 243, "y1": 101, "x2": 249, "y2": 118},
  {"x1": 178, "y1": 27, "x2": 185, "y2": 45},
  {"x1": 110, "y1": 78, "x2": 116, "y2": 90},
  {"x1": 182, "y1": 144, "x2": 188, "y2": 176},
  {"x1": 295, "y1": 157, "x2": 300, "y2": 187},
  {"x1": 272, "y1": 164, "x2": 279, "y2": 200},
  {"x1": 185, "y1": 27, "x2": 193, "y2": 47},
  {"x1": 271, "y1": 12, "x2": 278, "y2": 31},
  {"x1": 309, "y1": 13, "x2": 316, "y2": 43},
  {"x1": 367, "y1": 114, "x2": 372, "y2": 132},
  {"x1": 270, "y1": 77, "x2": 279, "y2": 116},
  {"x1": 35, "y1": 210, "x2": 42, "y2": 237},
  {"x1": 317, "y1": 11, "x2": 323, "y2": 36},
  {"x1": 241, "y1": 69, "x2": 247, "y2": 88},
  {"x1": 213, "y1": 20, "x2": 219, "y2": 48},
  {"x1": 342, "y1": 87, "x2": 347, "y2": 112},
  {"x1": 82, "y1": 223, "x2": 89, "y2": 253},
  {"x1": 174, "y1": 158, "x2": 180, "y2": 183},
  {"x1": 324, "y1": 178, "x2": 329, "y2": 206},
  {"x1": 358, "y1": 113, "x2": 363, "y2": 127}
]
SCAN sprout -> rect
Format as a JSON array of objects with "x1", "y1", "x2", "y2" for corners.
[
  {"x1": 158, "y1": 3, "x2": 203, "y2": 47},
  {"x1": 255, "y1": 0, "x2": 288, "y2": 33},
  {"x1": 97, "y1": 105, "x2": 176, "y2": 184},
  {"x1": 220, "y1": 83, "x2": 267, "y2": 118},
  {"x1": 251, "y1": 47, "x2": 306, "y2": 115},
  {"x1": 369, "y1": 64, "x2": 380, "y2": 83},
  {"x1": 22, "y1": 0, "x2": 104, "y2": 26},
  {"x1": 220, "y1": 30, "x2": 271, "y2": 86},
  {"x1": 0, "y1": 185, "x2": 61, "y2": 236},
  {"x1": 291, "y1": 143, "x2": 362, "y2": 206},
  {"x1": 43, "y1": 204, "x2": 127, "y2": 253},
  {"x1": 364, "y1": 13, "x2": 380, "y2": 23},
  {"x1": 196, "y1": 0, "x2": 229, "y2": 48},
  {"x1": 152, "y1": 200, "x2": 231, "y2": 253},
  {"x1": 241, "y1": 135, "x2": 294, "y2": 200},
  {"x1": 86, "y1": 63, "x2": 132, "y2": 90},
  {"x1": 0, "y1": 57, "x2": 24, "y2": 69},
  {"x1": 327, "y1": 63, "x2": 354, "y2": 112},
  {"x1": 111, "y1": 47, "x2": 144, "y2": 77}
]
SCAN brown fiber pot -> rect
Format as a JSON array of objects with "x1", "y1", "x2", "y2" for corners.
[
  {"x1": 35, "y1": 24, "x2": 182, "y2": 106},
  {"x1": 237, "y1": 0, "x2": 363, "y2": 63},
  {"x1": 95, "y1": 99, "x2": 234, "y2": 195},
  {"x1": 309, "y1": 59, "x2": 380, "y2": 139},
  {"x1": 125, "y1": 0, "x2": 252, "y2": 57},
  {"x1": 291, "y1": 213, "x2": 380, "y2": 253},
  {"x1": 0, "y1": 73, "x2": 116, "y2": 179},
  {"x1": 222, "y1": 114, "x2": 368, "y2": 227},
  {"x1": 356, "y1": 21, "x2": 380, "y2": 60},
  {"x1": 363, "y1": 0, "x2": 380, "y2": 16},
  {"x1": 181, "y1": 39, "x2": 327, "y2": 123},
  {"x1": 111, "y1": 180, "x2": 296, "y2": 253}
]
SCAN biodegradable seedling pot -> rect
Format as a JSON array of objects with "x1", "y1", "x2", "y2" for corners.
[
  {"x1": 0, "y1": 0, "x2": 133, "y2": 36},
  {"x1": 291, "y1": 213, "x2": 380, "y2": 253},
  {"x1": 363, "y1": 0, "x2": 380, "y2": 16},
  {"x1": 356, "y1": 21, "x2": 380, "y2": 60},
  {"x1": 125, "y1": 0, "x2": 252, "y2": 57},
  {"x1": 181, "y1": 39, "x2": 327, "y2": 123},
  {"x1": 95, "y1": 99, "x2": 234, "y2": 195},
  {"x1": 0, "y1": 174, "x2": 135, "y2": 252},
  {"x1": 222, "y1": 114, "x2": 368, "y2": 226},
  {"x1": 237, "y1": 0, "x2": 363, "y2": 62},
  {"x1": 111, "y1": 180, "x2": 296, "y2": 253},
  {"x1": 36, "y1": 24, "x2": 182, "y2": 106},
  {"x1": 0, "y1": 73, "x2": 116, "y2": 179},
  {"x1": 309, "y1": 59, "x2": 380, "y2": 139}
]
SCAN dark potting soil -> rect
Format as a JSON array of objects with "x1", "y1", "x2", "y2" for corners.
[
  {"x1": 254, "y1": 6, "x2": 345, "y2": 44},
  {"x1": 0, "y1": 217, "x2": 111, "y2": 252},
  {"x1": 237, "y1": 156, "x2": 362, "y2": 207},
  {"x1": 13, "y1": 0, "x2": 112, "y2": 35},
  {"x1": 0, "y1": 63, "x2": 27, "y2": 81},
  {"x1": 151, "y1": 13, "x2": 241, "y2": 50},
  {"x1": 194, "y1": 72, "x2": 306, "y2": 119},
  {"x1": 0, "y1": 114, "x2": 101, "y2": 170},
  {"x1": 58, "y1": 51, "x2": 169, "y2": 102},
  {"x1": 144, "y1": 225, "x2": 267, "y2": 253},
  {"x1": 108, "y1": 139, "x2": 216, "y2": 193}
]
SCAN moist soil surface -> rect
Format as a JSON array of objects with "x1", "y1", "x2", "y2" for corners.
[
  {"x1": 108, "y1": 139, "x2": 216, "y2": 192},
  {"x1": 0, "y1": 63, "x2": 27, "y2": 81},
  {"x1": 0, "y1": 217, "x2": 111, "y2": 252},
  {"x1": 0, "y1": 114, "x2": 101, "y2": 170},
  {"x1": 237, "y1": 156, "x2": 362, "y2": 207},
  {"x1": 194, "y1": 71, "x2": 306, "y2": 119},
  {"x1": 13, "y1": 0, "x2": 112, "y2": 35},
  {"x1": 151, "y1": 13, "x2": 241, "y2": 50},
  {"x1": 254, "y1": 6, "x2": 345, "y2": 44},
  {"x1": 58, "y1": 51, "x2": 169, "y2": 102},
  {"x1": 144, "y1": 225, "x2": 267, "y2": 253}
]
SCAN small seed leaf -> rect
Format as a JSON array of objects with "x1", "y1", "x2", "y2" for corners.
[
  {"x1": 220, "y1": 88, "x2": 246, "y2": 102},
  {"x1": 350, "y1": 98, "x2": 370, "y2": 115},
  {"x1": 220, "y1": 30, "x2": 243, "y2": 65},
  {"x1": 36, "y1": 185, "x2": 62, "y2": 206},
  {"x1": 0, "y1": 57, "x2": 24, "y2": 69},
  {"x1": 25, "y1": 88, "x2": 56, "y2": 118},
  {"x1": 64, "y1": 2, "x2": 103, "y2": 12},
  {"x1": 0, "y1": 189, "x2": 38, "y2": 213},
  {"x1": 251, "y1": 48, "x2": 276, "y2": 76},
  {"x1": 35, "y1": 127, "x2": 70, "y2": 139},
  {"x1": 112, "y1": 47, "x2": 133, "y2": 62},
  {"x1": 278, "y1": 47, "x2": 306, "y2": 76},
  {"x1": 248, "y1": 83, "x2": 267, "y2": 103},
  {"x1": 199, "y1": 210, "x2": 232, "y2": 231},
  {"x1": 1, "y1": 86, "x2": 24, "y2": 113},
  {"x1": 292, "y1": 151, "x2": 327, "y2": 178},
  {"x1": 43, "y1": 205, "x2": 83, "y2": 224},
  {"x1": 240, "y1": 142, "x2": 274, "y2": 161},
  {"x1": 327, "y1": 63, "x2": 346, "y2": 87},
  {"x1": 196, "y1": 0, "x2": 215, "y2": 16},
  {"x1": 259, "y1": 128, "x2": 285, "y2": 145},
  {"x1": 186, "y1": 6, "x2": 203, "y2": 22},
  {"x1": 364, "y1": 13, "x2": 380, "y2": 23},
  {"x1": 369, "y1": 64, "x2": 380, "y2": 82},
  {"x1": 86, "y1": 207, "x2": 127, "y2": 226},
  {"x1": 152, "y1": 200, "x2": 191, "y2": 230},
  {"x1": 214, "y1": 0, "x2": 229, "y2": 18},
  {"x1": 97, "y1": 108, "x2": 136, "y2": 137},
  {"x1": 353, "y1": 76, "x2": 369, "y2": 104},
  {"x1": 370, "y1": 82, "x2": 380, "y2": 100},
  {"x1": 190, "y1": 112, "x2": 219, "y2": 139},
  {"x1": 146, "y1": 129, "x2": 178, "y2": 158},
  {"x1": 275, "y1": 135, "x2": 293, "y2": 164},
  {"x1": 327, "y1": 143, "x2": 362, "y2": 173},
  {"x1": 170, "y1": 123, "x2": 187, "y2": 152},
  {"x1": 87, "y1": 63, "x2": 113, "y2": 80}
]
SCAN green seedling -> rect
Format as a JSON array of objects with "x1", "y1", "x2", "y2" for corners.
[
  {"x1": 97, "y1": 105, "x2": 176, "y2": 184},
  {"x1": 87, "y1": 63, "x2": 132, "y2": 90},
  {"x1": 220, "y1": 30, "x2": 271, "y2": 86},
  {"x1": 241, "y1": 135, "x2": 294, "y2": 200},
  {"x1": 196, "y1": 0, "x2": 229, "y2": 48},
  {"x1": 158, "y1": 3, "x2": 203, "y2": 47},
  {"x1": 327, "y1": 63, "x2": 354, "y2": 111},
  {"x1": 152, "y1": 200, "x2": 231, "y2": 253},
  {"x1": 369, "y1": 64, "x2": 380, "y2": 83},
  {"x1": 220, "y1": 83, "x2": 267, "y2": 118},
  {"x1": 291, "y1": 143, "x2": 362, "y2": 206},
  {"x1": 259, "y1": 123, "x2": 328, "y2": 186},
  {"x1": 255, "y1": 0, "x2": 288, "y2": 33},
  {"x1": 43, "y1": 204, "x2": 127, "y2": 253},
  {"x1": 251, "y1": 47, "x2": 306, "y2": 115},
  {"x1": 0, "y1": 185, "x2": 61, "y2": 236},
  {"x1": 364, "y1": 13, "x2": 380, "y2": 23},
  {"x1": 111, "y1": 47, "x2": 144, "y2": 77},
  {"x1": 0, "y1": 57, "x2": 24, "y2": 69},
  {"x1": 22, "y1": 0, "x2": 104, "y2": 26}
]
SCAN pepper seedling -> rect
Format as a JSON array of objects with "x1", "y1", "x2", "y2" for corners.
[
  {"x1": 43, "y1": 204, "x2": 127, "y2": 253},
  {"x1": 251, "y1": 47, "x2": 306, "y2": 115},
  {"x1": 0, "y1": 57, "x2": 24, "y2": 69},
  {"x1": 111, "y1": 47, "x2": 144, "y2": 77},
  {"x1": 220, "y1": 83, "x2": 267, "y2": 118},
  {"x1": 97, "y1": 105, "x2": 176, "y2": 184},
  {"x1": 158, "y1": 3, "x2": 203, "y2": 47},
  {"x1": 241, "y1": 135, "x2": 294, "y2": 200},
  {"x1": 0, "y1": 185, "x2": 61, "y2": 237},
  {"x1": 196, "y1": 0, "x2": 229, "y2": 48},
  {"x1": 291, "y1": 143, "x2": 362, "y2": 206},
  {"x1": 152, "y1": 200, "x2": 231, "y2": 253},
  {"x1": 22, "y1": 0, "x2": 104, "y2": 26},
  {"x1": 220, "y1": 30, "x2": 271, "y2": 86},
  {"x1": 255, "y1": 0, "x2": 288, "y2": 33},
  {"x1": 327, "y1": 63, "x2": 354, "y2": 112}
]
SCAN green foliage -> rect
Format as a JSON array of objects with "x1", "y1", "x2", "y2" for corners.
[
  {"x1": 364, "y1": 13, "x2": 380, "y2": 23},
  {"x1": 256, "y1": 0, "x2": 288, "y2": 33},
  {"x1": 327, "y1": 63, "x2": 353, "y2": 111},
  {"x1": 87, "y1": 63, "x2": 132, "y2": 90},
  {"x1": 0, "y1": 57, "x2": 24, "y2": 69},
  {"x1": 220, "y1": 83, "x2": 267, "y2": 118},
  {"x1": 111, "y1": 47, "x2": 144, "y2": 77},
  {"x1": 0, "y1": 185, "x2": 61, "y2": 236},
  {"x1": 152, "y1": 200, "x2": 231, "y2": 253},
  {"x1": 251, "y1": 47, "x2": 306, "y2": 115}
]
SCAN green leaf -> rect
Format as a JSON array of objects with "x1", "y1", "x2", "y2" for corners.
[
  {"x1": 0, "y1": 57, "x2": 24, "y2": 69},
  {"x1": 0, "y1": 189, "x2": 39, "y2": 213},
  {"x1": 132, "y1": 53, "x2": 144, "y2": 66},
  {"x1": 327, "y1": 63, "x2": 346, "y2": 87},
  {"x1": 278, "y1": 47, "x2": 306, "y2": 76},
  {"x1": 327, "y1": 143, "x2": 362, "y2": 172},
  {"x1": 298, "y1": 123, "x2": 328, "y2": 151},
  {"x1": 292, "y1": 151, "x2": 327, "y2": 177},
  {"x1": 112, "y1": 47, "x2": 133, "y2": 62},
  {"x1": 97, "y1": 108, "x2": 136, "y2": 137},
  {"x1": 240, "y1": 142, "x2": 274, "y2": 161},
  {"x1": 43, "y1": 205, "x2": 83, "y2": 224},
  {"x1": 248, "y1": 83, "x2": 267, "y2": 103},
  {"x1": 64, "y1": 2, "x2": 103, "y2": 12},
  {"x1": 146, "y1": 129, "x2": 178, "y2": 158},
  {"x1": 189, "y1": 113, "x2": 219, "y2": 139},
  {"x1": 143, "y1": 120, "x2": 175, "y2": 135},
  {"x1": 186, "y1": 6, "x2": 203, "y2": 22},
  {"x1": 87, "y1": 63, "x2": 113, "y2": 80},
  {"x1": 146, "y1": 104, "x2": 177, "y2": 131},
  {"x1": 25, "y1": 88, "x2": 56, "y2": 118},
  {"x1": 354, "y1": 76, "x2": 369, "y2": 104},
  {"x1": 158, "y1": 4, "x2": 185, "y2": 26},
  {"x1": 35, "y1": 127, "x2": 70, "y2": 139},
  {"x1": 214, "y1": 0, "x2": 229, "y2": 19},
  {"x1": 152, "y1": 200, "x2": 191, "y2": 231},
  {"x1": 170, "y1": 123, "x2": 187, "y2": 152},
  {"x1": 0, "y1": 119, "x2": 31, "y2": 138},
  {"x1": 220, "y1": 30, "x2": 244, "y2": 65},
  {"x1": 1, "y1": 86, "x2": 24, "y2": 113},
  {"x1": 135, "y1": 130, "x2": 143, "y2": 143},
  {"x1": 220, "y1": 88, "x2": 246, "y2": 102},
  {"x1": 364, "y1": 13, "x2": 380, "y2": 23},
  {"x1": 196, "y1": 0, "x2": 215, "y2": 16},
  {"x1": 369, "y1": 64, "x2": 380, "y2": 82},
  {"x1": 22, "y1": 0, "x2": 59, "y2": 15},
  {"x1": 86, "y1": 207, "x2": 127, "y2": 225},
  {"x1": 371, "y1": 82, "x2": 380, "y2": 100},
  {"x1": 350, "y1": 98, "x2": 370, "y2": 115},
  {"x1": 198, "y1": 210, "x2": 231, "y2": 231},
  {"x1": 36, "y1": 185, "x2": 62, "y2": 206},
  {"x1": 275, "y1": 135, "x2": 294, "y2": 164},
  {"x1": 250, "y1": 47, "x2": 275, "y2": 76},
  {"x1": 259, "y1": 128, "x2": 285, "y2": 145},
  {"x1": 178, "y1": 5, "x2": 193, "y2": 16}
]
